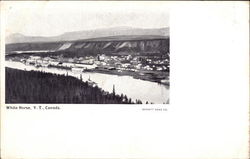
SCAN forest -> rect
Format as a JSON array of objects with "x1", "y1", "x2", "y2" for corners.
[{"x1": 5, "y1": 68, "x2": 143, "y2": 104}]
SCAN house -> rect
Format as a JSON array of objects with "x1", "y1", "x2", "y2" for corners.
[
  {"x1": 94, "y1": 61, "x2": 101, "y2": 65},
  {"x1": 115, "y1": 63, "x2": 122, "y2": 68},
  {"x1": 99, "y1": 54, "x2": 106, "y2": 61},
  {"x1": 121, "y1": 63, "x2": 130, "y2": 68},
  {"x1": 41, "y1": 63, "x2": 49, "y2": 67},
  {"x1": 156, "y1": 66, "x2": 163, "y2": 71},
  {"x1": 143, "y1": 65, "x2": 153, "y2": 71},
  {"x1": 50, "y1": 61, "x2": 59, "y2": 66},
  {"x1": 135, "y1": 64, "x2": 142, "y2": 69},
  {"x1": 126, "y1": 55, "x2": 132, "y2": 60},
  {"x1": 26, "y1": 59, "x2": 36, "y2": 65},
  {"x1": 81, "y1": 59, "x2": 94, "y2": 64}
]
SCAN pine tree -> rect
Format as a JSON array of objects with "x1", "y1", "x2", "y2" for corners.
[
  {"x1": 112, "y1": 84, "x2": 116, "y2": 97},
  {"x1": 128, "y1": 98, "x2": 132, "y2": 104}
]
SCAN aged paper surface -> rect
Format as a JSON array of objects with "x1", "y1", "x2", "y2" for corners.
[{"x1": 1, "y1": 1, "x2": 249, "y2": 159}]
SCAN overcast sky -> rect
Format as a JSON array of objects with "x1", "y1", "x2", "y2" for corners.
[{"x1": 3, "y1": 1, "x2": 170, "y2": 37}]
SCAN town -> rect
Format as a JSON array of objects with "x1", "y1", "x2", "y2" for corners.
[{"x1": 6, "y1": 53, "x2": 169, "y2": 85}]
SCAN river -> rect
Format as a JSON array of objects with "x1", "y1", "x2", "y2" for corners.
[{"x1": 5, "y1": 61, "x2": 169, "y2": 104}]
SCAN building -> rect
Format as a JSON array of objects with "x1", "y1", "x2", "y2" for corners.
[
  {"x1": 99, "y1": 54, "x2": 106, "y2": 61},
  {"x1": 126, "y1": 55, "x2": 132, "y2": 60}
]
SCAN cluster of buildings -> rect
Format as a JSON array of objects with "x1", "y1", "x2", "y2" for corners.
[
  {"x1": 95, "y1": 54, "x2": 169, "y2": 72},
  {"x1": 19, "y1": 53, "x2": 169, "y2": 73},
  {"x1": 23, "y1": 56, "x2": 96, "y2": 72}
]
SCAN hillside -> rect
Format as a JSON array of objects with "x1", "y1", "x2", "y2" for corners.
[
  {"x1": 6, "y1": 35, "x2": 169, "y2": 56},
  {"x1": 6, "y1": 68, "x2": 142, "y2": 104}
]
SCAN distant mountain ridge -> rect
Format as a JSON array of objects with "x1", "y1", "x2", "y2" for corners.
[{"x1": 6, "y1": 27, "x2": 169, "y2": 44}]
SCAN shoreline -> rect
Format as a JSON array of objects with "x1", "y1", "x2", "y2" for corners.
[
  {"x1": 47, "y1": 65, "x2": 169, "y2": 86},
  {"x1": 6, "y1": 59, "x2": 169, "y2": 86}
]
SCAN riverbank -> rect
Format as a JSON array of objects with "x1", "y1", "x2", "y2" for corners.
[
  {"x1": 46, "y1": 64, "x2": 169, "y2": 86},
  {"x1": 92, "y1": 68, "x2": 169, "y2": 85}
]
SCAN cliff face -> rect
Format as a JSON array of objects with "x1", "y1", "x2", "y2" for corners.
[
  {"x1": 6, "y1": 38, "x2": 169, "y2": 55},
  {"x1": 68, "y1": 38, "x2": 169, "y2": 54}
]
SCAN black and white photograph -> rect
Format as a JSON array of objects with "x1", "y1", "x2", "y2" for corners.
[
  {"x1": 1, "y1": 1, "x2": 249, "y2": 159},
  {"x1": 5, "y1": 2, "x2": 170, "y2": 104}
]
